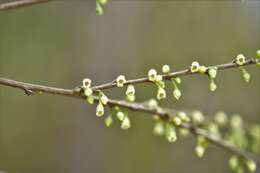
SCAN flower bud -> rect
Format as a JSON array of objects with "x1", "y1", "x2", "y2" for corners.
[
  {"x1": 214, "y1": 111, "x2": 227, "y2": 126},
  {"x1": 100, "y1": 94, "x2": 108, "y2": 105},
  {"x1": 96, "y1": 2, "x2": 103, "y2": 16},
  {"x1": 157, "y1": 87, "x2": 166, "y2": 100},
  {"x1": 153, "y1": 122, "x2": 164, "y2": 136},
  {"x1": 190, "y1": 61, "x2": 200, "y2": 73},
  {"x1": 172, "y1": 116, "x2": 182, "y2": 126},
  {"x1": 230, "y1": 115, "x2": 243, "y2": 128},
  {"x1": 198, "y1": 65, "x2": 207, "y2": 74},
  {"x1": 162, "y1": 65, "x2": 170, "y2": 73},
  {"x1": 165, "y1": 124, "x2": 177, "y2": 143},
  {"x1": 177, "y1": 112, "x2": 190, "y2": 122},
  {"x1": 148, "y1": 99, "x2": 158, "y2": 108},
  {"x1": 116, "y1": 111, "x2": 125, "y2": 121},
  {"x1": 173, "y1": 88, "x2": 181, "y2": 100},
  {"x1": 195, "y1": 145, "x2": 205, "y2": 158},
  {"x1": 257, "y1": 50, "x2": 260, "y2": 58},
  {"x1": 82, "y1": 78, "x2": 92, "y2": 88},
  {"x1": 236, "y1": 54, "x2": 246, "y2": 66},
  {"x1": 121, "y1": 116, "x2": 131, "y2": 130},
  {"x1": 86, "y1": 95, "x2": 94, "y2": 104},
  {"x1": 148, "y1": 69, "x2": 157, "y2": 82},
  {"x1": 209, "y1": 80, "x2": 217, "y2": 91},
  {"x1": 84, "y1": 87, "x2": 93, "y2": 97},
  {"x1": 246, "y1": 160, "x2": 257, "y2": 172},
  {"x1": 116, "y1": 75, "x2": 126, "y2": 87},
  {"x1": 126, "y1": 84, "x2": 135, "y2": 96},
  {"x1": 175, "y1": 77, "x2": 181, "y2": 84},
  {"x1": 242, "y1": 70, "x2": 250, "y2": 82},
  {"x1": 191, "y1": 110, "x2": 205, "y2": 124},
  {"x1": 126, "y1": 95, "x2": 135, "y2": 102},
  {"x1": 105, "y1": 115, "x2": 113, "y2": 127},
  {"x1": 208, "y1": 67, "x2": 218, "y2": 79},
  {"x1": 98, "y1": 0, "x2": 108, "y2": 5},
  {"x1": 229, "y1": 155, "x2": 239, "y2": 171},
  {"x1": 96, "y1": 102, "x2": 104, "y2": 117}
]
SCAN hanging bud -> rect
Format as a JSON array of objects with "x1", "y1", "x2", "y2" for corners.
[
  {"x1": 82, "y1": 78, "x2": 92, "y2": 88},
  {"x1": 116, "y1": 75, "x2": 126, "y2": 87},
  {"x1": 209, "y1": 80, "x2": 217, "y2": 91},
  {"x1": 84, "y1": 87, "x2": 93, "y2": 97},
  {"x1": 157, "y1": 87, "x2": 166, "y2": 100},
  {"x1": 179, "y1": 128, "x2": 190, "y2": 137},
  {"x1": 208, "y1": 67, "x2": 218, "y2": 79},
  {"x1": 126, "y1": 84, "x2": 135, "y2": 96},
  {"x1": 177, "y1": 112, "x2": 190, "y2": 122},
  {"x1": 162, "y1": 64, "x2": 170, "y2": 73},
  {"x1": 236, "y1": 54, "x2": 246, "y2": 66},
  {"x1": 98, "y1": 0, "x2": 108, "y2": 5},
  {"x1": 96, "y1": 102, "x2": 104, "y2": 117},
  {"x1": 191, "y1": 110, "x2": 205, "y2": 124},
  {"x1": 100, "y1": 94, "x2": 108, "y2": 105},
  {"x1": 214, "y1": 111, "x2": 228, "y2": 126},
  {"x1": 229, "y1": 155, "x2": 239, "y2": 171},
  {"x1": 190, "y1": 61, "x2": 200, "y2": 73},
  {"x1": 104, "y1": 115, "x2": 113, "y2": 127},
  {"x1": 96, "y1": 2, "x2": 103, "y2": 16},
  {"x1": 199, "y1": 65, "x2": 207, "y2": 74},
  {"x1": 195, "y1": 145, "x2": 205, "y2": 158},
  {"x1": 153, "y1": 121, "x2": 165, "y2": 136},
  {"x1": 148, "y1": 69, "x2": 157, "y2": 82},
  {"x1": 242, "y1": 69, "x2": 250, "y2": 82},
  {"x1": 86, "y1": 95, "x2": 94, "y2": 104},
  {"x1": 175, "y1": 77, "x2": 181, "y2": 84},
  {"x1": 165, "y1": 124, "x2": 177, "y2": 143},
  {"x1": 121, "y1": 116, "x2": 131, "y2": 130},
  {"x1": 173, "y1": 88, "x2": 181, "y2": 100},
  {"x1": 246, "y1": 160, "x2": 257, "y2": 172},
  {"x1": 230, "y1": 115, "x2": 243, "y2": 128},
  {"x1": 172, "y1": 116, "x2": 182, "y2": 126},
  {"x1": 116, "y1": 111, "x2": 125, "y2": 121},
  {"x1": 257, "y1": 50, "x2": 260, "y2": 57}
]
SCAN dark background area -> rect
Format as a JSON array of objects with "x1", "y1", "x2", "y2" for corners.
[{"x1": 0, "y1": 1, "x2": 259, "y2": 173}]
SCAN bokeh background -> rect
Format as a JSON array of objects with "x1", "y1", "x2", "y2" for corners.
[{"x1": 0, "y1": 1, "x2": 259, "y2": 173}]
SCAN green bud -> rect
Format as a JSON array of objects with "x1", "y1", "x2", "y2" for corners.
[
  {"x1": 178, "y1": 128, "x2": 190, "y2": 137},
  {"x1": 208, "y1": 67, "x2": 218, "y2": 79},
  {"x1": 100, "y1": 94, "x2": 108, "y2": 105},
  {"x1": 153, "y1": 122, "x2": 164, "y2": 136},
  {"x1": 257, "y1": 50, "x2": 260, "y2": 58},
  {"x1": 214, "y1": 111, "x2": 228, "y2": 126},
  {"x1": 148, "y1": 69, "x2": 157, "y2": 82},
  {"x1": 195, "y1": 145, "x2": 205, "y2": 158},
  {"x1": 172, "y1": 116, "x2": 182, "y2": 126},
  {"x1": 148, "y1": 99, "x2": 158, "y2": 108},
  {"x1": 126, "y1": 95, "x2": 135, "y2": 102},
  {"x1": 116, "y1": 111, "x2": 125, "y2": 121},
  {"x1": 229, "y1": 155, "x2": 239, "y2": 171},
  {"x1": 165, "y1": 124, "x2": 177, "y2": 143},
  {"x1": 156, "y1": 80, "x2": 165, "y2": 89},
  {"x1": 242, "y1": 70, "x2": 250, "y2": 82},
  {"x1": 157, "y1": 87, "x2": 166, "y2": 100},
  {"x1": 86, "y1": 95, "x2": 94, "y2": 104},
  {"x1": 191, "y1": 110, "x2": 205, "y2": 124},
  {"x1": 121, "y1": 116, "x2": 131, "y2": 130},
  {"x1": 230, "y1": 115, "x2": 243, "y2": 128},
  {"x1": 98, "y1": 0, "x2": 108, "y2": 5},
  {"x1": 173, "y1": 88, "x2": 181, "y2": 100},
  {"x1": 162, "y1": 64, "x2": 170, "y2": 73},
  {"x1": 96, "y1": 2, "x2": 103, "y2": 16},
  {"x1": 177, "y1": 112, "x2": 190, "y2": 122},
  {"x1": 84, "y1": 87, "x2": 93, "y2": 97},
  {"x1": 190, "y1": 61, "x2": 200, "y2": 73},
  {"x1": 96, "y1": 102, "x2": 104, "y2": 117},
  {"x1": 175, "y1": 77, "x2": 181, "y2": 84},
  {"x1": 198, "y1": 65, "x2": 207, "y2": 74},
  {"x1": 82, "y1": 78, "x2": 92, "y2": 88},
  {"x1": 246, "y1": 160, "x2": 257, "y2": 172},
  {"x1": 116, "y1": 75, "x2": 126, "y2": 87},
  {"x1": 104, "y1": 115, "x2": 113, "y2": 127},
  {"x1": 209, "y1": 80, "x2": 217, "y2": 91},
  {"x1": 126, "y1": 84, "x2": 135, "y2": 96}
]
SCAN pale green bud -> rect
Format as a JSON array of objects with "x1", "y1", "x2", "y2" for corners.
[
  {"x1": 156, "y1": 75, "x2": 163, "y2": 82},
  {"x1": 157, "y1": 87, "x2": 166, "y2": 100},
  {"x1": 191, "y1": 110, "x2": 205, "y2": 124},
  {"x1": 236, "y1": 54, "x2": 246, "y2": 66},
  {"x1": 148, "y1": 99, "x2": 158, "y2": 108},
  {"x1": 198, "y1": 65, "x2": 207, "y2": 74},
  {"x1": 100, "y1": 94, "x2": 108, "y2": 105},
  {"x1": 96, "y1": 2, "x2": 103, "y2": 16},
  {"x1": 116, "y1": 75, "x2": 126, "y2": 87},
  {"x1": 104, "y1": 115, "x2": 113, "y2": 127},
  {"x1": 121, "y1": 116, "x2": 131, "y2": 130},
  {"x1": 257, "y1": 50, "x2": 260, "y2": 58},
  {"x1": 214, "y1": 111, "x2": 228, "y2": 126},
  {"x1": 209, "y1": 80, "x2": 217, "y2": 91},
  {"x1": 165, "y1": 124, "x2": 177, "y2": 143},
  {"x1": 162, "y1": 64, "x2": 170, "y2": 73},
  {"x1": 86, "y1": 95, "x2": 94, "y2": 104},
  {"x1": 116, "y1": 111, "x2": 125, "y2": 121},
  {"x1": 242, "y1": 71, "x2": 250, "y2": 82},
  {"x1": 208, "y1": 67, "x2": 218, "y2": 79},
  {"x1": 190, "y1": 61, "x2": 200, "y2": 73},
  {"x1": 229, "y1": 155, "x2": 239, "y2": 171},
  {"x1": 126, "y1": 95, "x2": 135, "y2": 102},
  {"x1": 96, "y1": 102, "x2": 104, "y2": 117},
  {"x1": 148, "y1": 69, "x2": 157, "y2": 82},
  {"x1": 179, "y1": 128, "x2": 190, "y2": 137},
  {"x1": 173, "y1": 88, "x2": 181, "y2": 100},
  {"x1": 195, "y1": 145, "x2": 205, "y2": 158},
  {"x1": 84, "y1": 87, "x2": 93, "y2": 97},
  {"x1": 230, "y1": 115, "x2": 243, "y2": 128},
  {"x1": 156, "y1": 80, "x2": 165, "y2": 89},
  {"x1": 126, "y1": 84, "x2": 135, "y2": 96},
  {"x1": 175, "y1": 77, "x2": 181, "y2": 84},
  {"x1": 172, "y1": 116, "x2": 182, "y2": 126},
  {"x1": 153, "y1": 122, "x2": 164, "y2": 136},
  {"x1": 82, "y1": 78, "x2": 92, "y2": 88},
  {"x1": 246, "y1": 160, "x2": 257, "y2": 172},
  {"x1": 177, "y1": 112, "x2": 190, "y2": 122}
]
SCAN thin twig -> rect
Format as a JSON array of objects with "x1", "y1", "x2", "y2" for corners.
[
  {"x1": 92, "y1": 58, "x2": 258, "y2": 91},
  {"x1": 0, "y1": 75, "x2": 258, "y2": 163},
  {"x1": 0, "y1": 0, "x2": 52, "y2": 10}
]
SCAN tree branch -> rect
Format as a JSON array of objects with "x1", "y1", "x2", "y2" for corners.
[
  {"x1": 0, "y1": 0, "x2": 52, "y2": 10},
  {"x1": 92, "y1": 58, "x2": 258, "y2": 91}
]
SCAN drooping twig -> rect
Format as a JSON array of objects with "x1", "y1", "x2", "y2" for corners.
[
  {"x1": 0, "y1": 0, "x2": 52, "y2": 10},
  {"x1": 0, "y1": 76, "x2": 258, "y2": 163}
]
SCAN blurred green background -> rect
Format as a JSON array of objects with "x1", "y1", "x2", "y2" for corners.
[{"x1": 0, "y1": 1, "x2": 259, "y2": 173}]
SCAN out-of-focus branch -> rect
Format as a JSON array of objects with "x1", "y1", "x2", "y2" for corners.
[
  {"x1": 0, "y1": 0, "x2": 52, "y2": 10},
  {"x1": 0, "y1": 77, "x2": 258, "y2": 163}
]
